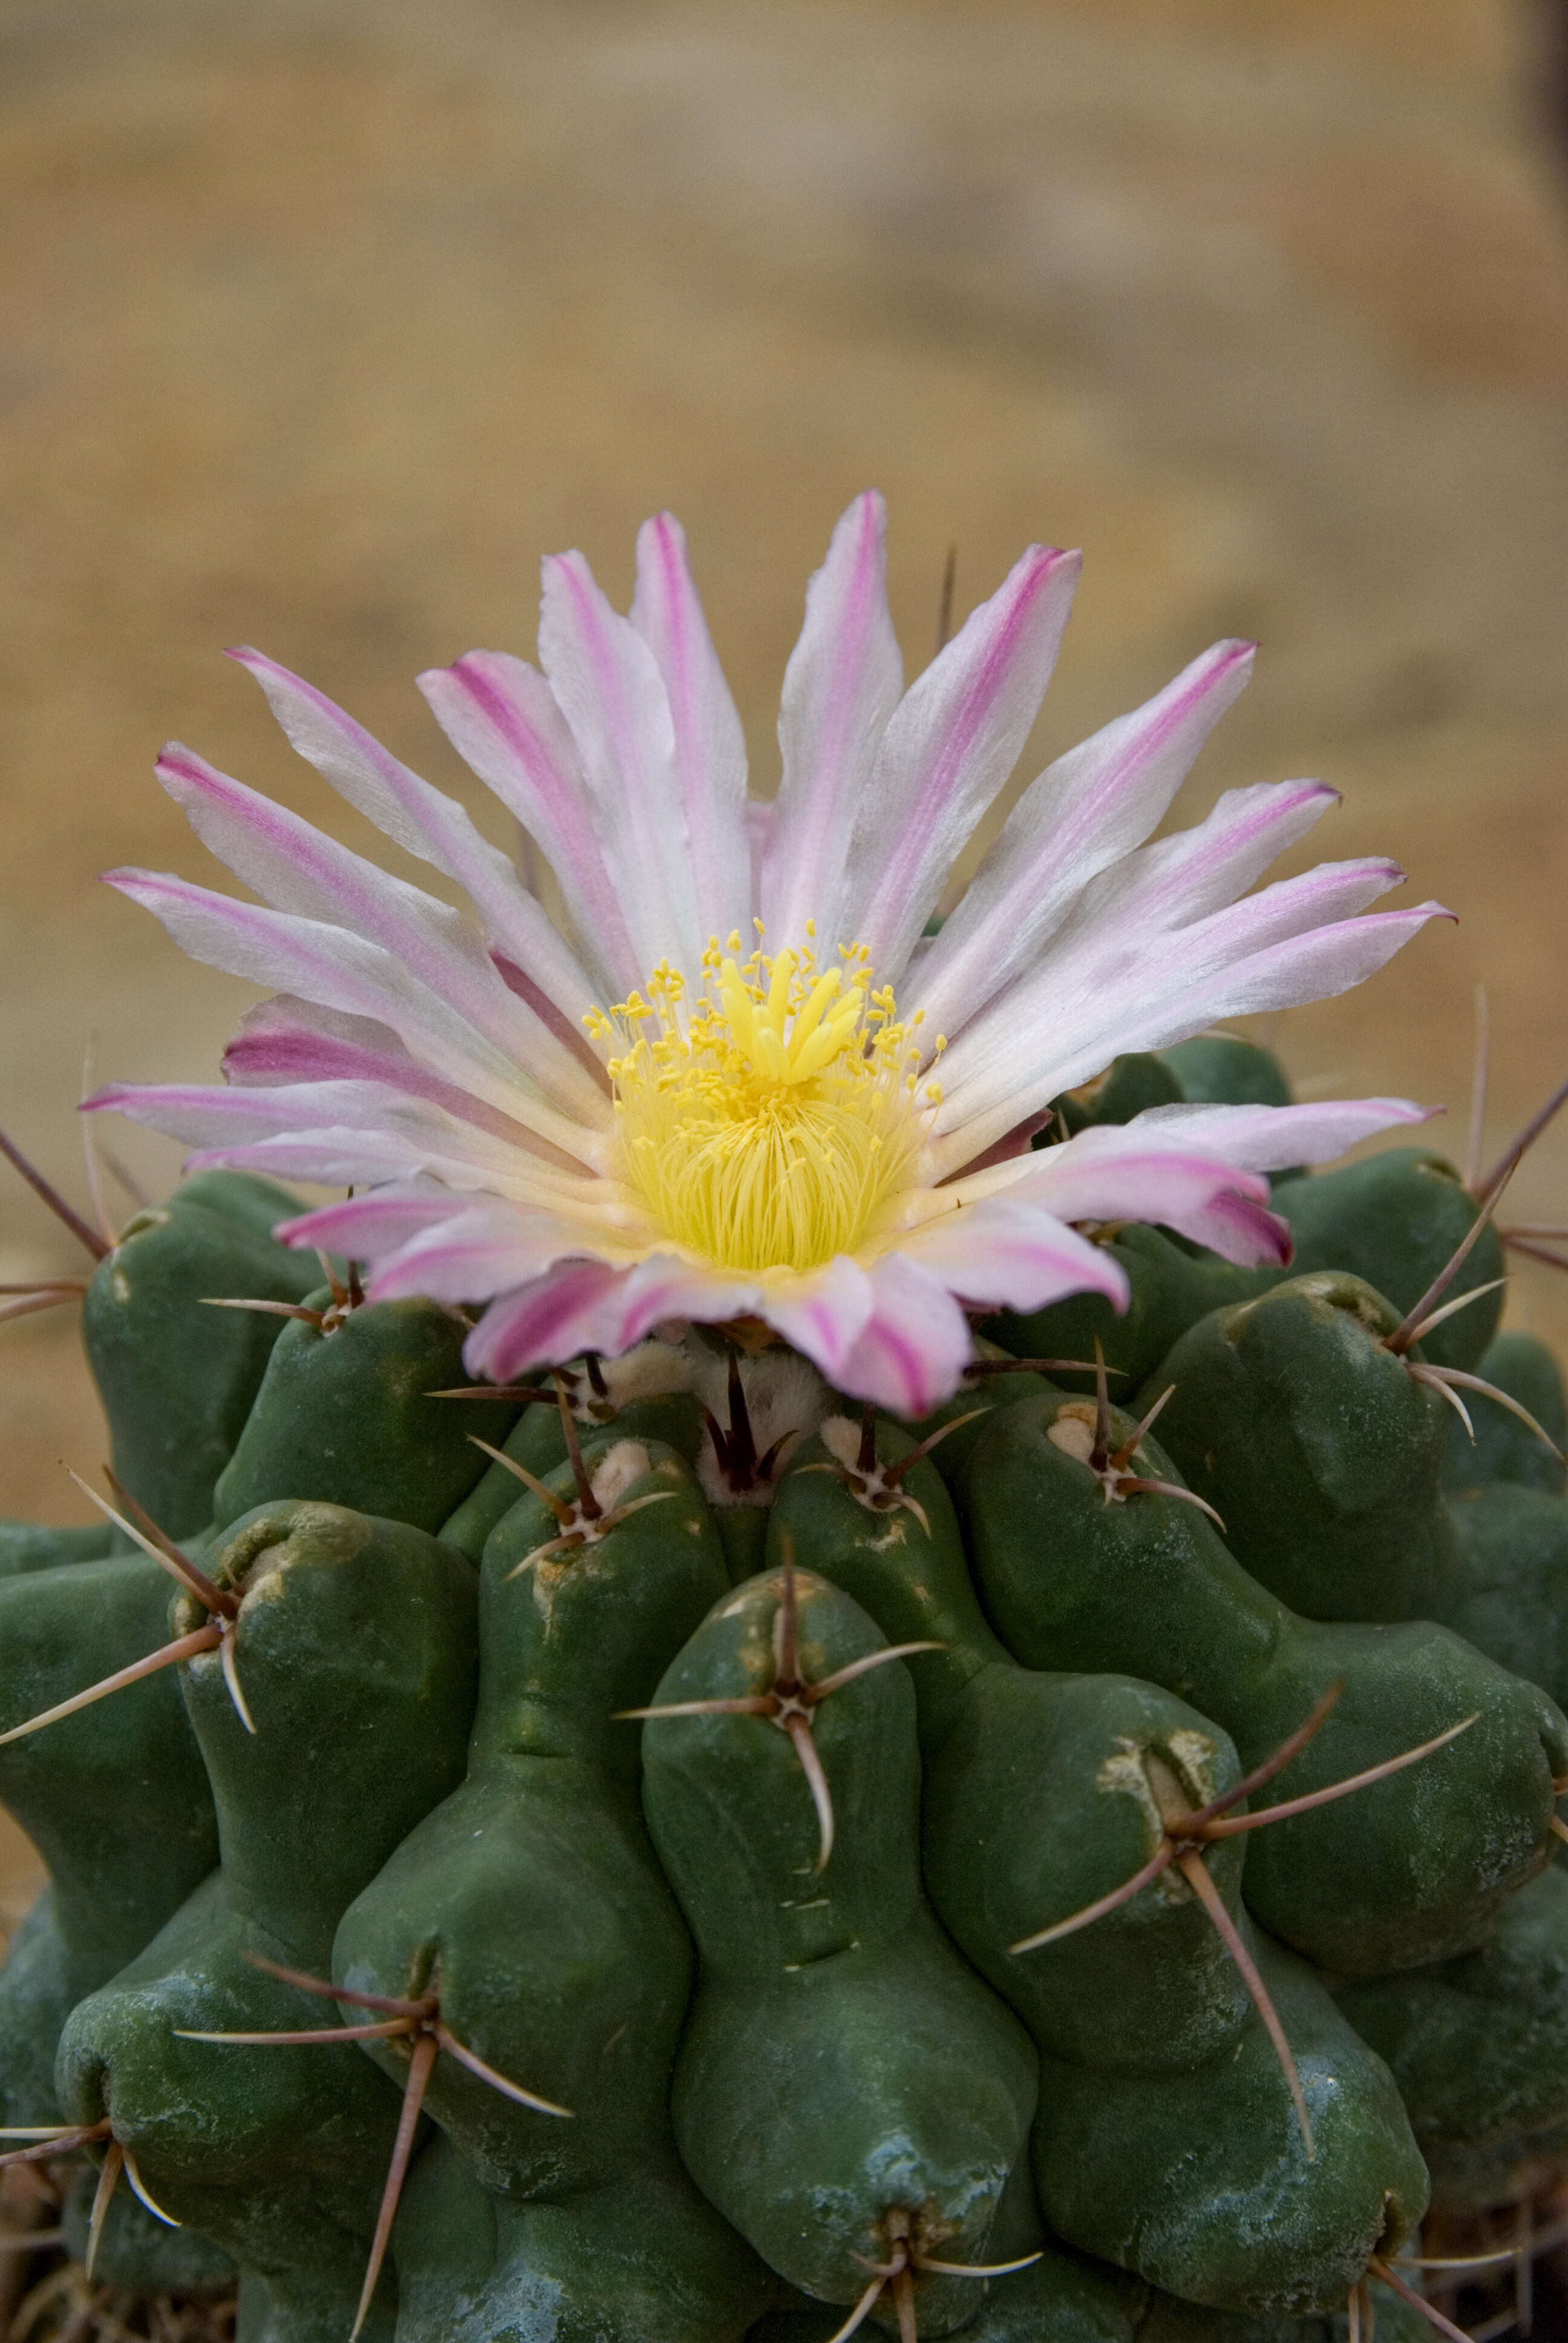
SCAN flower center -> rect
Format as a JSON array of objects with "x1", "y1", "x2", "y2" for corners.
[{"x1": 589, "y1": 931, "x2": 941, "y2": 1276}]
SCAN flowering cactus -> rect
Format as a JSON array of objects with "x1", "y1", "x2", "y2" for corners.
[{"x1": 1, "y1": 498, "x2": 1565, "y2": 2343}]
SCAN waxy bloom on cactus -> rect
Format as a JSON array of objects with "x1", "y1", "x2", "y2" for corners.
[{"x1": 91, "y1": 493, "x2": 1445, "y2": 1410}]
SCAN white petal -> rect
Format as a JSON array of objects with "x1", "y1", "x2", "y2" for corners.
[
  {"x1": 832, "y1": 1254, "x2": 976, "y2": 1415},
  {"x1": 154, "y1": 747, "x2": 608, "y2": 1131},
  {"x1": 104, "y1": 871, "x2": 606, "y2": 1168},
  {"x1": 631, "y1": 513, "x2": 752, "y2": 948},
  {"x1": 909, "y1": 640, "x2": 1254, "y2": 1038},
  {"x1": 416, "y1": 650, "x2": 642, "y2": 998},
  {"x1": 761, "y1": 492, "x2": 903, "y2": 954},
  {"x1": 897, "y1": 1196, "x2": 1128, "y2": 1314},
  {"x1": 538, "y1": 549, "x2": 705, "y2": 981},
  {"x1": 230, "y1": 649, "x2": 603, "y2": 1029},
  {"x1": 843, "y1": 543, "x2": 1081, "y2": 988},
  {"x1": 759, "y1": 1257, "x2": 875, "y2": 1377}
]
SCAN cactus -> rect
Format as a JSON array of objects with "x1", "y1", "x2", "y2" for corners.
[
  {"x1": 4, "y1": 1084, "x2": 1568, "y2": 2339},
  {"x1": 8, "y1": 499, "x2": 1568, "y2": 2341}
]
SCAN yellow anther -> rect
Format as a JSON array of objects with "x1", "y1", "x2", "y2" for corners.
[{"x1": 593, "y1": 934, "x2": 940, "y2": 1275}]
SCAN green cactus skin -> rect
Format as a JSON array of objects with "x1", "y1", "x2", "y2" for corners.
[
  {"x1": 439, "y1": 1404, "x2": 550, "y2": 1565},
  {"x1": 1138, "y1": 1273, "x2": 1459, "y2": 1624},
  {"x1": 436, "y1": 1382, "x2": 703, "y2": 1566},
  {"x1": 964, "y1": 1390, "x2": 1568, "y2": 1973},
  {"x1": 768, "y1": 1418, "x2": 1255, "y2": 2073},
  {"x1": 1158, "y1": 1037, "x2": 1295, "y2": 1113},
  {"x1": 901, "y1": 1351, "x2": 1059, "y2": 1489},
  {"x1": 768, "y1": 1424, "x2": 1429, "y2": 2312},
  {"x1": 392, "y1": 2134, "x2": 766, "y2": 2343},
  {"x1": 1032, "y1": 1932, "x2": 1426, "y2": 2313},
  {"x1": 641, "y1": 1565, "x2": 1039, "y2": 2331},
  {"x1": 1136, "y1": 2287, "x2": 1431, "y2": 2342},
  {"x1": 504, "y1": 1388, "x2": 704, "y2": 1484},
  {"x1": 332, "y1": 1437, "x2": 764, "y2": 2322},
  {"x1": 59, "y1": 2163, "x2": 237, "y2": 2295},
  {"x1": 1333, "y1": 1864, "x2": 1568, "y2": 2165},
  {"x1": 1053, "y1": 1053, "x2": 1186, "y2": 1133},
  {"x1": 988, "y1": 1146, "x2": 1504, "y2": 1404},
  {"x1": 1277, "y1": 1150, "x2": 1504, "y2": 1376},
  {"x1": 82, "y1": 1175, "x2": 323, "y2": 1538},
  {"x1": 55, "y1": 1501, "x2": 480, "y2": 2343},
  {"x1": 212, "y1": 1297, "x2": 517, "y2": 1534},
  {"x1": 753, "y1": 2249, "x2": 1434, "y2": 2341},
  {"x1": 1442, "y1": 1483, "x2": 1568, "y2": 1714},
  {"x1": 0, "y1": 1553, "x2": 220, "y2": 2120},
  {"x1": 1443, "y1": 1329, "x2": 1567, "y2": 1498},
  {"x1": 985, "y1": 1226, "x2": 1276, "y2": 1399},
  {"x1": 0, "y1": 1520, "x2": 116, "y2": 1578},
  {"x1": 751, "y1": 2233, "x2": 1147, "y2": 2340},
  {"x1": 712, "y1": 1502, "x2": 771, "y2": 1585}
]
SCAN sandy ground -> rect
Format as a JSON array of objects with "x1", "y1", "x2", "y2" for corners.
[{"x1": 1, "y1": 0, "x2": 1566, "y2": 1900}]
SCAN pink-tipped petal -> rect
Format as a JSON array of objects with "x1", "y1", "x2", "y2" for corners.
[
  {"x1": 1045, "y1": 777, "x2": 1341, "y2": 965},
  {"x1": 758, "y1": 1257, "x2": 875, "y2": 1378},
  {"x1": 538, "y1": 550, "x2": 704, "y2": 982},
  {"x1": 909, "y1": 633, "x2": 1249, "y2": 1037},
  {"x1": 631, "y1": 512, "x2": 751, "y2": 947},
  {"x1": 102, "y1": 870, "x2": 601, "y2": 1167},
  {"x1": 364, "y1": 1205, "x2": 606, "y2": 1305},
  {"x1": 898, "y1": 1198, "x2": 1131, "y2": 1314},
  {"x1": 417, "y1": 651, "x2": 641, "y2": 998},
  {"x1": 221, "y1": 998, "x2": 550, "y2": 1145},
  {"x1": 148, "y1": 752, "x2": 609, "y2": 1131},
  {"x1": 228, "y1": 648, "x2": 603, "y2": 1024},
  {"x1": 762, "y1": 492, "x2": 903, "y2": 952},
  {"x1": 278, "y1": 1189, "x2": 460, "y2": 1259},
  {"x1": 833, "y1": 1254, "x2": 976, "y2": 1415},
  {"x1": 846, "y1": 543, "x2": 1081, "y2": 987},
  {"x1": 932, "y1": 897, "x2": 1449, "y2": 1172},
  {"x1": 463, "y1": 1260, "x2": 630, "y2": 1383},
  {"x1": 464, "y1": 1251, "x2": 762, "y2": 1382},
  {"x1": 1082, "y1": 1096, "x2": 1440, "y2": 1175}
]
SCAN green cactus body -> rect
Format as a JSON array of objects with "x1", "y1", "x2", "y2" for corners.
[
  {"x1": 1157, "y1": 1037, "x2": 1295, "y2": 1112},
  {"x1": 1032, "y1": 1931, "x2": 1425, "y2": 2312},
  {"x1": 59, "y1": 2163, "x2": 237, "y2": 2296},
  {"x1": 985, "y1": 1227, "x2": 1276, "y2": 1399},
  {"x1": 1135, "y1": 2285, "x2": 1432, "y2": 2342},
  {"x1": 712, "y1": 1501, "x2": 771, "y2": 1584},
  {"x1": 765, "y1": 1424, "x2": 1427, "y2": 2308},
  {"x1": 212, "y1": 1297, "x2": 517, "y2": 1533},
  {"x1": 0, "y1": 1553, "x2": 220, "y2": 2120},
  {"x1": 80, "y1": 1172, "x2": 323, "y2": 1538},
  {"x1": 964, "y1": 1391, "x2": 1568, "y2": 1972},
  {"x1": 1277, "y1": 1150, "x2": 1504, "y2": 1375},
  {"x1": 392, "y1": 2133, "x2": 766, "y2": 2343},
  {"x1": 1053, "y1": 1053, "x2": 1186, "y2": 1132},
  {"x1": 641, "y1": 1565, "x2": 1039, "y2": 2329},
  {"x1": 766, "y1": 1420, "x2": 1256, "y2": 2069},
  {"x1": 1443, "y1": 1329, "x2": 1568, "y2": 1498},
  {"x1": 1442, "y1": 1483, "x2": 1568, "y2": 1713},
  {"x1": 331, "y1": 1443, "x2": 753, "y2": 2229},
  {"x1": 437, "y1": 1354, "x2": 702, "y2": 1567},
  {"x1": 1138, "y1": 1273, "x2": 1459, "y2": 1623},
  {"x1": 503, "y1": 1388, "x2": 704, "y2": 1486},
  {"x1": 0, "y1": 1520, "x2": 116, "y2": 1578},
  {"x1": 439, "y1": 1403, "x2": 550, "y2": 1565},
  {"x1": 1333, "y1": 1863, "x2": 1568, "y2": 2164},
  {"x1": 752, "y1": 2235, "x2": 1147, "y2": 2340},
  {"x1": 54, "y1": 1501, "x2": 479, "y2": 2343}
]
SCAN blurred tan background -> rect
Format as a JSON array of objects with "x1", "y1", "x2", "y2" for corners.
[{"x1": 0, "y1": 0, "x2": 1566, "y2": 1780}]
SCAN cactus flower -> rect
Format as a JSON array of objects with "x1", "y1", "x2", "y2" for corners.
[{"x1": 92, "y1": 494, "x2": 1445, "y2": 1407}]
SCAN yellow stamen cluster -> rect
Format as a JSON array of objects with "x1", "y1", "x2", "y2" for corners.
[{"x1": 586, "y1": 925, "x2": 943, "y2": 1276}]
